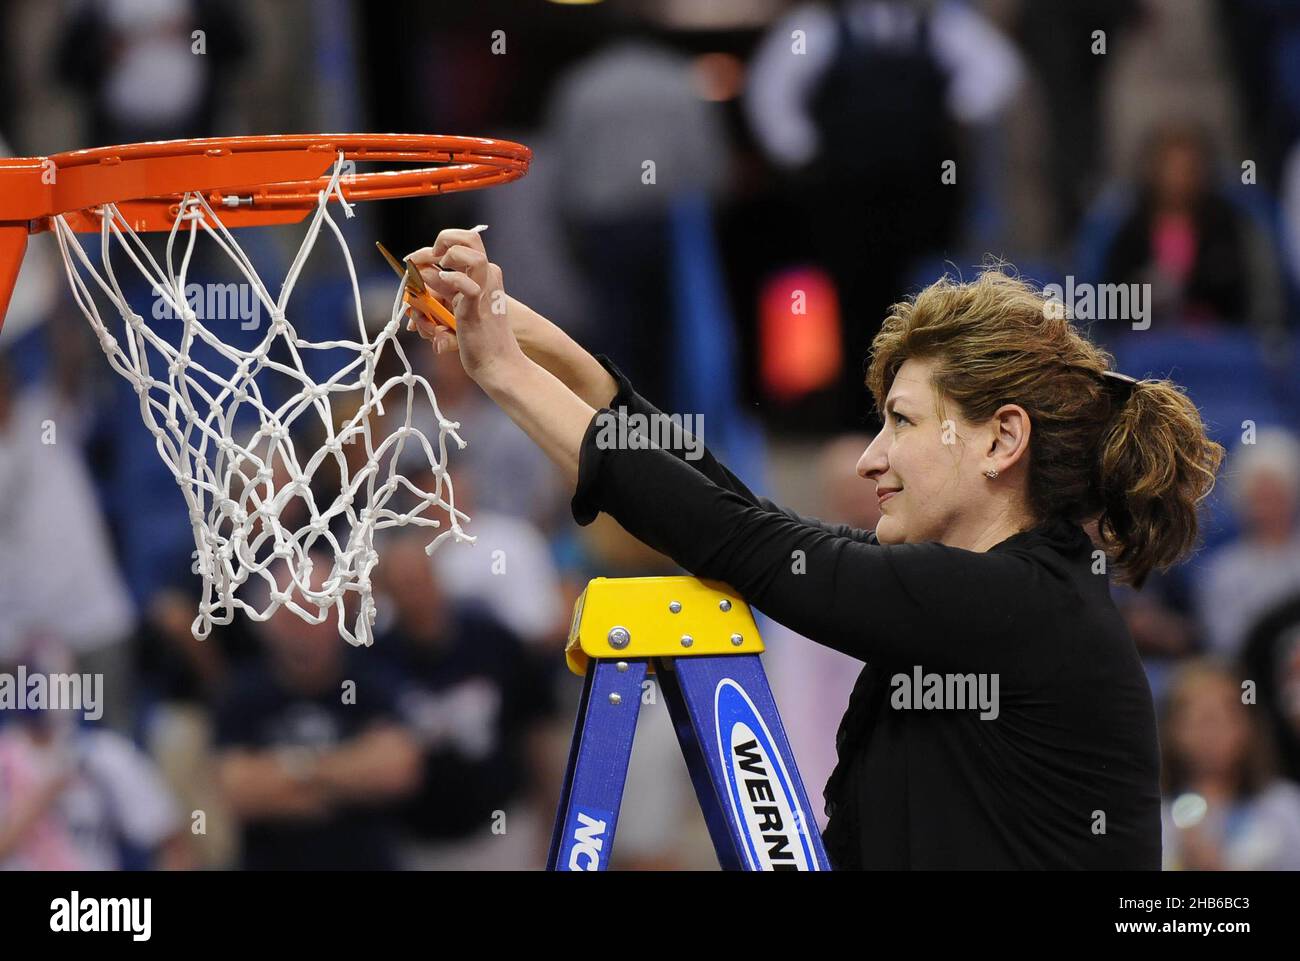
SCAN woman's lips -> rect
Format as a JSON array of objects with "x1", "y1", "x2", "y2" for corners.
[{"x1": 878, "y1": 490, "x2": 900, "y2": 505}]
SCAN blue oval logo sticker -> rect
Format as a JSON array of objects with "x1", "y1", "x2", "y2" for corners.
[{"x1": 714, "y1": 678, "x2": 817, "y2": 870}]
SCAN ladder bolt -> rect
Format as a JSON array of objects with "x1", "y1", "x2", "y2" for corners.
[
  {"x1": 719, "y1": 599, "x2": 732, "y2": 612},
  {"x1": 681, "y1": 635, "x2": 694, "y2": 648},
  {"x1": 607, "y1": 626, "x2": 631, "y2": 649},
  {"x1": 669, "y1": 600, "x2": 682, "y2": 613},
  {"x1": 730, "y1": 633, "x2": 744, "y2": 646}
]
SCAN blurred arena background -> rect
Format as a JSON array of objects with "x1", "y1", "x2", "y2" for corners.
[{"x1": 2, "y1": 0, "x2": 1300, "y2": 871}]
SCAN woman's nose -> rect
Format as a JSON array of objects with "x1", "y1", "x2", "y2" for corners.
[{"x1": 858, "y1": 433, "x2": 887, "y2": 479}]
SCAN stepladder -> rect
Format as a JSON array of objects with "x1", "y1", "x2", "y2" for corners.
[{"x1": 547, "y1": 576, "x2": 831, "y2": 871}]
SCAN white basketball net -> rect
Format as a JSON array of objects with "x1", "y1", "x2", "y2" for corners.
[{"x1": 49, "y1": 154, "x2": 474, "y2": 646}]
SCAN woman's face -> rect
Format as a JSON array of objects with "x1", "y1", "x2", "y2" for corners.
[
  {"x1": 1171, "y1": 675, "x2": 1251, "y2": 782},
  {"x1": 1153, "y1": 141, "x2": 1205, "y2": 209},
  {"x1": 857, "y1": 357, "x2": 991, "y2": 546},
  {"x1": 1241, "y1": 468, "x2": 1297, "y2": 539}
]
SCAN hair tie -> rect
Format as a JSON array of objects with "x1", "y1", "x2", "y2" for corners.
[{"x1": 1100, "y1": 369, "x2": 1139, "y2": 406}]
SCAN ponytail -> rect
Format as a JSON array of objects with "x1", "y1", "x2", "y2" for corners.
[{"x1": 1095, "y1": 378, "x2": 1224, "y2": 589}]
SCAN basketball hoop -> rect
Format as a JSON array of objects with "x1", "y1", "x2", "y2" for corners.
[{"x1": 0, "y1": 134, "x2": 532, "y2": 645}]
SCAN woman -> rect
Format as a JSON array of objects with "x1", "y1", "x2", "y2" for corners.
[
  {"x1": 1159, "y1": 660, "x2": 1300, "y2": 870},
  {"x1": 404, "y1": 229, "x2": 1224, "y2": 869},
  {"x1": 1103, "y1": 123, "x2": 1252, "y2": 330}
]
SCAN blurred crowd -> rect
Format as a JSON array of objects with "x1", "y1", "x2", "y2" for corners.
[{"x1": 1, "y1": 0, "x2": 1300, "y2": 871}]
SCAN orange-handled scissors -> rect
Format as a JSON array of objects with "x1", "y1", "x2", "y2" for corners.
[{"x1": 376, "y1": 241, "x2": 458, "y2": 331}]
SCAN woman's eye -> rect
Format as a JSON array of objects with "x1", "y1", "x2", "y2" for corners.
[{"x1": 892, "y1": 413, "x2": 910, "y2": 426}]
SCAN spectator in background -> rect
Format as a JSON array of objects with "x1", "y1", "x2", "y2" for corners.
[
  {"x1": 546, "y1": 26, "x2": 729, "y2": 407},
  {"x1": 53, "y1": 0, "x2": 249, "y2": 147},
  {"x1": 0, "y1": 640, "x2": 192, "y2": 870},
  {"x1": 398, "y1": 347, "x2": 569, "y2": 647},
  {"x1": 1103, "y1": 123, "x2": 1252, "y2": 331},
  {"x1": 1159, "y1": 660, "x2": 1300, "y2": 870},
  {"x1": 1108, "y1": 564, "x2": 1203, "y2": 705},
  {"x1": 472, "y1": 130, "x2": 599, "y2": 360},
  {"x1": 0, "y1": 350, "x2": 137, "y2": 731},
  {"x1": 1214, "y1": 0, "x2": 1300, "y2": 191},
  {"x1": 1273, "y1": 133, "x2": 1300, "y2": 302},
  {"x1": 1241, "y1": 592, "x2": 1300, "y2": 785},
  {"x1": 1194, "y1": 428, "x2": 1300, "y2": 659},
  {"x1": 374, "y1": 530, "x2": 560, "y2": 870},
  {"x1": 1012, "y1": 0, "x2": 1142, "y2": 236},
  {"x1": 135, "y1": 581, "x2": 259, "y2": 869},
  {"x1": 213, "y1": 554, "x2": 422, "y2": 870},
  {"x1": 428, "y1": 472, "x2": 568, "y2": 651},
  {"x1": 745, "y1": 0, "x2": 1023, "y2": 430}
]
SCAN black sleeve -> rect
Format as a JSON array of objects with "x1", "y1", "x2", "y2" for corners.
[
  {"x1": 595, "y1": 352, "x2": 761, "y2": 501},
  {"x1": 571, "y1": 408, "x2": 1053, "y2": 674},
  {"x1": 594, "y1": 353, "x2": 875, "y2": 544}
]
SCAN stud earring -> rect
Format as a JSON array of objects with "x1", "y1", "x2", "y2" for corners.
[{"x1": 984, "y1": 469, "x2": 999, "y2": 479}]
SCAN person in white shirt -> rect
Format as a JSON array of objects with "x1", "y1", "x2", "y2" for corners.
[
  {"x1": 1194, "y1": 428, "x2": 1300, "y2": 659},
  {"x1": 0, "y1": 359, "x2": 138, "y2": 728},
  {"x1": 0, "y1": 644, "x2": 190, "y2": 871}
]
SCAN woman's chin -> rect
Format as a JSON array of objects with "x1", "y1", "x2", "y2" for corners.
[{"x1": 874, "y1": 517, "x2": 904, "y2": 544}]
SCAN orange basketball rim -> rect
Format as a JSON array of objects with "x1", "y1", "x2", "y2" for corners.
[{"x1": 0, "y1": 132, "x2": 532, "y2": 328}]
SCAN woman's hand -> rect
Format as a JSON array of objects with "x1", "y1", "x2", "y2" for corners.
[
  {"x1": 405, "y1": 229, "x2": 529, "y2": 382},
  {"x1": 406, "y1": 229, "x2": 619, "y2": 409},
  {"x1": 403, "y1": 227, "x2": 608, "y2": 490}
]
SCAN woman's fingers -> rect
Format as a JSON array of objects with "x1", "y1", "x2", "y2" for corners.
[
  {"x1": 406, "y1": 312, "x2": 458, "y2": 352},
  {"x1": 437, "y1": 244, "x2": 490, "y2": 286},
  {"x1": 407, "y1": 313, "x2": 435, "y2": 339},
  {"x1": 438, "y1": 269, "x2": 483, "y2": 325},
  {"x1": 438, "y1": 269, "x2": 482, "y2": 299},
  {"x1": 431, "y1": 226, "x2": 487, "y2": 259},
  {"x1": 414, "y1": 265, "x2": 459, "y2": 307},
  {"x1": 425, "y1": 322, "x2": 458, "y2": 353},
  {"x1": 406, "y1": 227, "x2": 486, "y2": 267}
]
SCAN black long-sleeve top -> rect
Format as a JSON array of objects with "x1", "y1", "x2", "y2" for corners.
[{"x1": 570, "y1": 355, "x2": 1162, "y2": 870}]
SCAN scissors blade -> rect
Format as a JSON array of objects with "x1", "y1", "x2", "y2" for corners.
[
  {"x1": 375, "y1": 241, "x2": 406, "y2": 279},
  {"x1": 403, "y1": 259, "x2": 428, "y2": 295}
]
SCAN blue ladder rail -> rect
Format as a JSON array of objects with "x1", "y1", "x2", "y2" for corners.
[{"x1": 547, "y1": 576, "x2": 830, "y2": 871}]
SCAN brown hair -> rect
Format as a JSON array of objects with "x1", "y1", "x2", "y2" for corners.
[{"x1": 865, "y1": 267, "x2": 1225, "y2": 589}]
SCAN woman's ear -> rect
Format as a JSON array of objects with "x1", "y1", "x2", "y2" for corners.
[{"x1": 988, "y1": 403, "x2": 1032, "y2": 470}]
